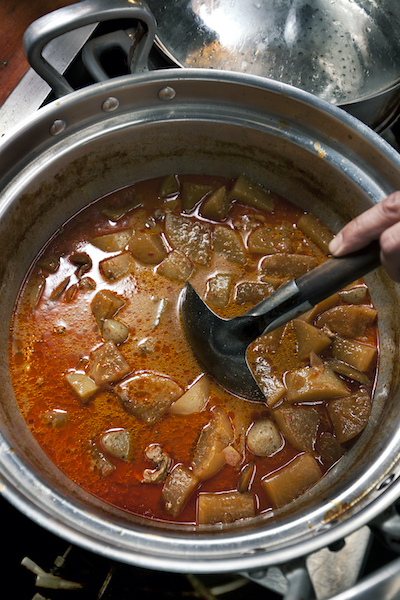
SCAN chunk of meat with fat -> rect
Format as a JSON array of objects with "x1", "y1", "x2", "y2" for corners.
[
  {"x1": 162, "y1": 464, "x2": 199, "y2": 517},
  {"x1": 88, "y1": 342, "x2": 131, "y2": 385},
  {"x1": 316, "y1": 305, "x2": 377, "y2": 338},
  {"x1": 115, "y1": 372, "x2": 183, "y2": 423}
]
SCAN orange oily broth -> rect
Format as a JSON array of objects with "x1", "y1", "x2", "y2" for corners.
[{"x1": 9, "y1": 175, "x2": 378, "y2": 524}]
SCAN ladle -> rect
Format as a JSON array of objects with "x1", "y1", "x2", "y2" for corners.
[{"x1": 180, "y1": 240, "x2": 381, "y2": 402}]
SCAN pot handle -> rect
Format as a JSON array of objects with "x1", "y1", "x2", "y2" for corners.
[{"x1": 22, "y1": 0, "x2": 157, "y2": 98}]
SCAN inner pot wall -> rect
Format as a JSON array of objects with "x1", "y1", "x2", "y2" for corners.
[{"x1": 0, "y1": 71, "x2": 400, "y2": 571}]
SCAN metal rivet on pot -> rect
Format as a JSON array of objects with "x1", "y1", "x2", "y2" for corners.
[
  {"x1": 377, "y1": 473, "x2": 396, "y2": 490},
  {"x1": 158, "y1": 86, "x2": 176, "y2": 101},
  {"x1": 50, "y1": 119, "x2": 66, "y2": 136},
  {"x1": 101, "y1": 97, "x2": 119, "y2": 112}
]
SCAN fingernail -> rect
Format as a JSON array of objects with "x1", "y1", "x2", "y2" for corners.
[{"x1": 329, "y1": 233, "x2": 343, "y2": 255}]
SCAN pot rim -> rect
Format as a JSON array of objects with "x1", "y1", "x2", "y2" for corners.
[{"x1": 1, "y1": 68, "x2": 400, "y2": 573}]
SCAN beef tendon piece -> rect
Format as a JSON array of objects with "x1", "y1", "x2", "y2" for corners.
[
  {"x1": 260, "y1": 253, "x2": 319, "y2": 278},
  {"x1": 285, "y1": 364, "x2": 349, "y2": 403},
  {"x1": 332, "y1": 336, "x2": 377, "y2": 372},
  {"x1": 88, "y1": 341, "x2": 131, "y2": 386},
  {"x1": 116, "y1": 372, "x2": 183, "y2": 424},
  {"x1": 162, "y1": 464, "x2": 199, "y2": 517},
  {"x1": 327, "y1": 389, "x2": 371, "y2": 443},
  {"x1": 165, "y1": 213, "x2": 211, "y2": 265},
  {"x1": 229, "y1": 174, "x2": 274, "y2": 212},
  {"x1": 316, "y1": 305, "x2": 377, "y2": 338},
  {"x1": 128, "y1": 231, "x2": 167, "y2": 265},
  {"x1": 262, "y1": 453, "x2": 322, "y2": 508},
  {"x1": 274, "y1": 405, "x2": 321, "y2": 454},
  {"x1": 213, "y1": 226, "x2": 246, "y2": 265},
  {"x1": 293, "y1": 319, "x2": 332, "y2": 360},
  {"x1": 198, "y1": 491, "x2": 255, "y2": 524}
]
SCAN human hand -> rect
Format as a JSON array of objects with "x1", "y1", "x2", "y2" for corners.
[{"x1": 328, "y1": 191, "x2": 400, "y2": 282}]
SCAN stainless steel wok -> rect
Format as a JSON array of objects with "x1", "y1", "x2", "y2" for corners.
[{"x1": 1, "y1": 0, "x2": 400, "y2": 574}]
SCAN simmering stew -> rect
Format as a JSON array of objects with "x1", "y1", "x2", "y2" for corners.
[{"x1": 9, "y1": 174, "x2": 378, "y2": 525}]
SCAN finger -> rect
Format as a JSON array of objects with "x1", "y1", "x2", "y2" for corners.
[
  {"x1": 380, "y1": 220, "x2": 400, "y2": 282},
  {"x1": 329, "y1": 191, "x2": 400, "y2": 256}
]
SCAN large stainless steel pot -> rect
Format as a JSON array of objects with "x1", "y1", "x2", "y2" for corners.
[{"x1": 1, "y1": 0, "x2": 400, "y2": 574}]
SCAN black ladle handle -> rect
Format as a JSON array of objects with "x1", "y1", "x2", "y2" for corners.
[{"x1": 296, "y1": 239, "x2": 381, "y2": 306}]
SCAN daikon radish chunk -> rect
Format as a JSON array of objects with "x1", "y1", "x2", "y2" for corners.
[
  {"x1": 201, "y1": 186, "x2": 232, "y2": 220},
  {"x1": 159, "y1": 174, "x2": 180, "y2": 198},
  {"x1": 297, "y1": 213, "x2": 333, "y2": 253},
  {"x1": 205, "y1": 273, "x2": 232, "y2": 308},
  {"x1": 128, "y1": 231, "x2": 167, "y2": 264},
  {"x1": 327, "y1": 389, "x2": 371, "y2": 443},
  {"x1": 246, "y1": 419, "x2": 282, "y2": 456},
  {"x1": 181, "y1": 182, "x2": 212, "y2": 210},
  {"x1": 229, "y1": 174, "x2": 274, "y2": 212},
  {"x1": 317, "y1": 432, "x2": 344, "y2": 467},
  {"x1": 90, "y1": 229, "x2": 132, "y2": 252},
  {"x1": 293, "y1": 319, "x2": 332, "y2": 360},
  {"x1": 260, "y1": 253, "x2": 318, "y2": 278},
  {"x1": 65, "y1": 372, "x2": 99, "y2": 402},
  {"x1": 262, "y1": 453, "x2": 322, "y2": 508},
  {"x1": 116, "y1": 372, "x2": 183, "y2": 424},
  {"x1": 162, "y1": 464, "x2": 198, "y2": 517},
  {"x1": 198, "y1": 491, "x2": 255, "y2": 524},
  {"x1": 274, "y1": 405, "x2": 321, "y2": 453},
  {"x1": 99, "y1": 251, "x2": 134, "y2": 281},
  {"x1": 339, "y1": 285, "x2": 368, "y2": 304},
  {"x1": 192, "y1": 409, "x2": 233, "y2": 480},
  {"x1": 332, "y1": 336, "x2": 376, "y2": 372},
  {"x1": 316, "y1": 304, "x2": 377, "y2": 338},
  {"x1": 165, "y1": 213, "x2": 211, "y2": 265},
  {"x1": 156, "y1": 250, "x2": 194, "y2": 281},
  {"x1": 235, "y1": 281, "x2": 274, "y2": 305},
  {"x1": 88, "y1": 341, "x2": 131, "y2": 385},
  {"x1": 247, "y1": 224, "x2": 293, "y2": 254},
  {"x1": 213, "y1": 226, "x2": 246, "y2": 265},
  {"x1": 169, "y1": 375, "x2": 210, "y2": 415},
  {"x1": 285, "y1": 365, "x2": 349, "y2": 402}
]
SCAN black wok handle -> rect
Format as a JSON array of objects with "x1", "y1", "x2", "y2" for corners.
[{"x1": 296, "y1": 239, "x2": 381, "y2": 306}]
